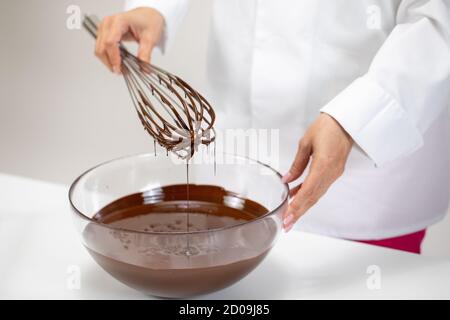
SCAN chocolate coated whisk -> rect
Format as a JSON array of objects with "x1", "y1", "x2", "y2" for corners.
[{"x1": 83, "y1": 15, "x2": 215, "y2": 159}]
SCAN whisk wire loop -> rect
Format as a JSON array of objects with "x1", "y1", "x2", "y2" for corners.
[{"x1": 83, "y1": 15, "x2": 215, "y2": 159}]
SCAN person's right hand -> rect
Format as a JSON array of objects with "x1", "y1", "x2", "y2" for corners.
[{"x1": 95, "y1": 7, "x2": 164, "y2": 74}]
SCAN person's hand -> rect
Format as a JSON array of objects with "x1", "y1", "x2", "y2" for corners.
[
  {"x1": 95, "y1": 7, "x2": 164, "y2": 74},
  {"x1": 282, "y1": 113, "x2": 353, "y2": 231}
]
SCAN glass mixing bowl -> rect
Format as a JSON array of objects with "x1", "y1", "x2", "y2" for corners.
[{"x1": 69, "y1": 153, "x2": 288, "y2": 298}]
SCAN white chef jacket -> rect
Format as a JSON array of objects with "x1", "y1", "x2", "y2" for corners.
[{"x1": 125, "y1": 0, "x2": 450, "y2": 240}]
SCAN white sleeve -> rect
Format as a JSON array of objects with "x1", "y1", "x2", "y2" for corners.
[
  {"x1": 124, "y1": 0, "x2": 189, "y2": 53},
  {"x1": 320, "y1": 0, "x2": 450, "y2": 166}
]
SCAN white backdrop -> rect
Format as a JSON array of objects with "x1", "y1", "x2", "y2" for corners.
[{"x1": 0, "y1": 0, "x2": 448, "y2": 257}]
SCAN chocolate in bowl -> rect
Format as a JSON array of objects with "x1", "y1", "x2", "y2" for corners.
[{"x1": 69, "y1": 153, "x2": 288, "y2": 298}]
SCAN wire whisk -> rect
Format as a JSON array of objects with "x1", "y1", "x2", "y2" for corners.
[{"x1": 83, "y1": 15, "x2": 215, "y2": 159}]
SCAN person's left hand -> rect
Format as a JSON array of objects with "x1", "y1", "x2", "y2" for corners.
[{"x1": 282, "y1": 113, "x2": 353, "y2": 232}]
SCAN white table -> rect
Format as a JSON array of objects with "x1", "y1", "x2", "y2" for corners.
[{"x1": 1, "y1": 173, "x2": 449, "y2": 299}]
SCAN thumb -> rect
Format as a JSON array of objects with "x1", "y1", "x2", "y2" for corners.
[{"x1": 282, "y1": 139, "x2": 312, "y2": 183}]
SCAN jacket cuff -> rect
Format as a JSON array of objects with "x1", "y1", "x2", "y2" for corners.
[
  {"x1": 125, "y1": 0, "x2": 189, "y2": 53},
  {"x1": 320, "y1": 76, "x2": 423, "y2": 166}
]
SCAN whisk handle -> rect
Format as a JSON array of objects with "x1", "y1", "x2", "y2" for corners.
[{"x1": 82, "y1": 15, "x2": 100, "y2": 39}]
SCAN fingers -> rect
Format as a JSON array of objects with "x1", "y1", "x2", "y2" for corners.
[
  {"x1": 95, "y1": 15, "x2": 130, "y2": 74},
  {"x1": 289, "y1": 183, "x2": 302, "y2": 198},
  {"x1": 137, "y1": 33, "x2": 155, "y2": 64},
  {"x1": 282, "y1": 139, "x2": 311, "y2": 183},
  {"x1": 282, "y1": 157, "x2": 332, "y2": 231},
  {"x1": 281, "y1": 113, "x2": 352, "y2": 233},
  {"x1": 95, "y1": 17, "x2": 113, "y2": 72},
  {"x1": 104, "y1": 16, "x2": 129, "y2": 74},
  {"x1": 94, "y1": 9, "x2": 161, "y2": 73}
]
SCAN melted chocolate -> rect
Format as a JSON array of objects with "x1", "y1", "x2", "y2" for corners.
[{"x1": 83, "y1": 184, "x2": 277, "y2": 297}]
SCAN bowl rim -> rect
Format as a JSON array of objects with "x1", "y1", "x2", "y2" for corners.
[{"x1": 68, "y1": 152, "x2": 289, "y2": 236}]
